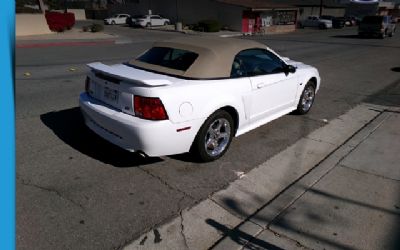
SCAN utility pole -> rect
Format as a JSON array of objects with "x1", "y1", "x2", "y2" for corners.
[
  {"x1": 38, "y1": 0, "x2": 45, "y2": 13},
  {"x1": 319, "y1": 0, "x2": 323, "y2": 17},
  {"x1": 176, "y1": 0, "x2": 179, "y2": 22}
]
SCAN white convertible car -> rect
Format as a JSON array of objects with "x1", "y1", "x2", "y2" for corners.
[{"x1": 79, "y1": 37, "x2": 320, "y2": 162}]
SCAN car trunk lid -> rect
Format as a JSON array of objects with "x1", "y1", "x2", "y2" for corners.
[
  {"x1": 86, "y1": 62, "x2": 181, "y2": 115},
  {"x1": 87, "y1": 62, "x2": 180, "y2": 86}
]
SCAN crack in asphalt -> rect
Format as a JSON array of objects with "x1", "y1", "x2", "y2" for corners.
[
  {"x1": 138, "y1": 167, "x2": 196, "y2": 200},
  {"x1": 116, "y1": 170, "x2": 194, "y2": 249},
  {"x1": 17, "y1": 176, "x2": 85, "y2": 210},
  {"x1": 177, "y1": 196, "x2": 189, "y2": 249},
  {"x1": 179, "y1": 210, "x2": 189, "y2": 250}
]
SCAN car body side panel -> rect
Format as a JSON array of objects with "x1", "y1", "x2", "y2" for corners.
[
  {"x1": 248, "y1": 72, "x2": 299, "y2": 122},
  {"x1": 80, "y1": 93, "x2": 205, "y2": 156},
  {"x1": 131, "y1": 78, "x2": 252, "y2": 128}
]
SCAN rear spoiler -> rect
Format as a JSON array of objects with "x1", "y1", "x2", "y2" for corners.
[{"x1": 87, "y1": 62, "x2": 177, "y2": 87}]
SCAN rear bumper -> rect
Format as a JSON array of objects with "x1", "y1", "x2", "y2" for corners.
[{"x1": 79, "y1": 92, "x2": 204, "y2": 156}]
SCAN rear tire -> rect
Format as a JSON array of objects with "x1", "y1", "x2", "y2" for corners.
[
  {"x1": 380, "y1": 30, "x2": 387, "y2": 39},
  {"x1": 191, "y1": 110, "x2": 234, "y2": 162},
  {"x1": 295, "y1": 81, "x2": 316, "y2": 115}
]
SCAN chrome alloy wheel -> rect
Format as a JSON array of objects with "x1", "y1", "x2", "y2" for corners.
[
  {"x1": 204, "y1": 118, "x2": 231, "y2": 157},
  {"x1": 301, "y1": 85, "x2": 315, "y2": 112}
]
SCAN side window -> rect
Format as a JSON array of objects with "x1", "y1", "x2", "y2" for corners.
[
  {"x1": 231, "y1": 49, "x2": 285, "y2": 77},
  {"x1": 230, "y1": 57, "x2": 247, "y2": 78}
]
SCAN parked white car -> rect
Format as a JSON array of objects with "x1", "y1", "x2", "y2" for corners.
[
  {"x1": 300, "y1": 16, "x2": 333, "y2": 29},
  {"x1": 128, "y1": 14, "x2": 170, "y2": 27},
  {"x1": 79, "y1": 37, "x2": 320, "y2": 162},
  {"x1": 104, "y1": 14, "x2": 130, "y2": 25}
]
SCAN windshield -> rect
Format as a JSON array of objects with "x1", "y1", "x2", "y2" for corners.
[{"x1": 137, "y1": 47, "x2": 198, "y2": 71}]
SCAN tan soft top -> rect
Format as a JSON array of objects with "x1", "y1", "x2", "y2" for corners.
[{"x1": 129, "y1": 36, "x2": 267, "y2": 79}]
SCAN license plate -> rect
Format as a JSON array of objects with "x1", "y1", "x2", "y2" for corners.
[{"x1": 104, "y1": 87, "x2": 119, "y2": 103}]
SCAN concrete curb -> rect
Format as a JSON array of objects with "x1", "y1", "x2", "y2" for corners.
[
  {"x1": 16, "y1": 39, "x2": 116, "y2": 48},
  {"x1": 123, "y1": 103, "x2": 385, "y2": 250},
  {"x1": 214, "y1": 108, "x2": 392, "y2": 250}
]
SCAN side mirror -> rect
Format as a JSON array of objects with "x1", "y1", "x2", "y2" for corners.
[{"x1": 284, "y1": 64, "x2": 296, "y2": 75}]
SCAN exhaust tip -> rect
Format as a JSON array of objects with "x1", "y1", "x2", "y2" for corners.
[{"x1": 136, "y1": 151, "x2": 148, "y2": 158}]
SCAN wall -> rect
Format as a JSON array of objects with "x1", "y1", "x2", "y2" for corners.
[
  {"x1": 216, "y1": 2, "x2": 244, "y2": 31},
  {"x1": 107, "y1": 0, "x2": 244, "y2": 31},
  {"x1": 298, "y1": 7, "x2": 345, "y2": 20},
  {"x1": 346, "y1": 2, "x2": 378, "y2": 17},
  {"x1": 67, "y1": 9, "x2": 86, "y2": 20},
  {"x1": 264, "y1": 24, "x2": 296, "y2": 33},
  {"x1": 16, "y1": 14, "x2": 51, "y2": 36}
]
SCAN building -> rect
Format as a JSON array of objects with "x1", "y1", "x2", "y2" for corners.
[
  {"x1": 91, "y1": 0, "x2": 348, "y2": 33},
  {"x1": 102, "y1": 0, "x2": 300, "y2": 33},
  {"x1": 294, "y1": 0, "x2": 346, "y2": 20},
  {"x1": 345, "y1": 0, "x2": 400, "y2": 19}
]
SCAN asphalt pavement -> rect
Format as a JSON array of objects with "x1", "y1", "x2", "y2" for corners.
[{"x1": 16, "y1": 25, "x2": 400, "y2": 250}]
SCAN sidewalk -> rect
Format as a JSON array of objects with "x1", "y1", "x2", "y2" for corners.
[
  {"x1": 214, "y1": 108, "x2": 400, "y2": 250},
  {"x1": 16, "y1": 27, "x2": 119, "y2": 48},
  {"x1": 124, "y1": 104, "x2": 400, "y2": 250}
]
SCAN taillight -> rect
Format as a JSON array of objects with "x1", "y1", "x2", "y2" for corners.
[
  {"x1": 85, "y1": 76, "x2": 90, "y2": 92},
  {"x1": 134, "y1": 96, "x2": 168, "y2": 120}
]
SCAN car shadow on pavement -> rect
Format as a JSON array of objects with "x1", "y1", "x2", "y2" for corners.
[
  {"x1": 168, "y1": 153, "x2": 202, "y2": 163},
  {"x1": 40, "y1": 107, "x2": 163, "y2": 168},
  {"x1": 330, "y1": 34, "x2": 382, "y2": 39},
  {"x1": 331, "y1": 34, "x2": 362, "y2": 39},
  {"x1": 391, "y1": 67, "x2": 400, "y2": 73}
]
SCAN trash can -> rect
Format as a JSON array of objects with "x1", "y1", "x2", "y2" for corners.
[{"x1": 175, "y1": 22, "x2": 182, "y2": 32}]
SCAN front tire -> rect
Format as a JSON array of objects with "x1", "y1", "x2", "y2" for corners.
[
  {"x1": 295, "y1": 81, "x2": 316, "y2": 115},
  {"x1": 191, "y1": 110, "x2": 234, "y2": 162},
  {"x1": 111, "y1": 20, "x2": 116, "y2": 25}
]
